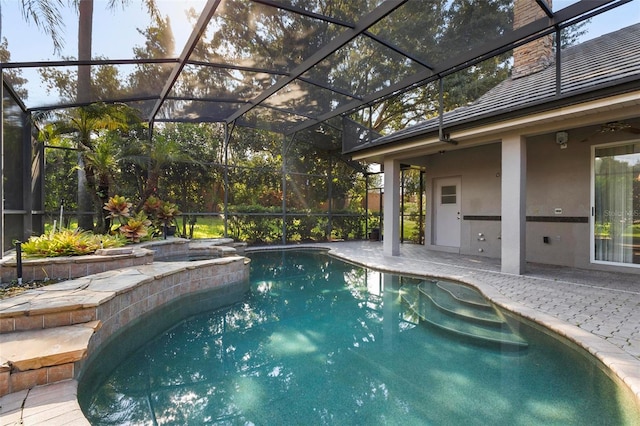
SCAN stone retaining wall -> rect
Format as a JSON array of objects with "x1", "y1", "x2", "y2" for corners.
[
  {"x1": 0, "y1": 256, "x2": 250, "y2": 399},
  {"x1": 0, "y1": 238, "x2": 245, "y2": 284},
  {"x1": 0, "y1": 247, "x2": 154, "y2": 284}
]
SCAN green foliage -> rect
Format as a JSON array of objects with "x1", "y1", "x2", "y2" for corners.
[
  {"x1": 143, "y1": 195, "x2": 181, "y2": 230},
  {"x1": 119, "y1": 211, "x2": 153, "y2": 243},
  {"x1": 21, "y1": 229, "x2": 125, "y2": 258},
  {"x1": 228, "y1": 205, "x2": 282, "y2": 244},
  {"x1": 331, "y1": 210, "x2": 367, "y2": 241},
  {"x1": 156, "y1": 201, "x2": 181, "y2": 226},
  {"x1": 286, "y1": 214, "x2": 327, "y2": 242},
  {"x1": 106, "y1": 194, "x2": 179, "y2": 241},
  {"x1": 104, "y1": 195, "x2": 132, "y2": 222}
]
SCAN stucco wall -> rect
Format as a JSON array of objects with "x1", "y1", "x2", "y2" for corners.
[
  {"x1": 421, "y1": 130, "x2": 639, "y2": 272},
  {"x1": 526, "y1": 133, "x2": 591, "y2": 267},
  {"x1": 424, "y1": 143, "x2": 502, "y2": 257}
]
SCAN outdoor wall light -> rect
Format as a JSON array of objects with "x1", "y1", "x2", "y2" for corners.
[{"x1": 556, "y1": 131, "x2": 569, "y2": 149}]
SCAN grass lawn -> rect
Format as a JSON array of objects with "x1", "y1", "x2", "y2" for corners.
[{"x1": 180, "y1": 215, "x2": 225, "y2": 239}]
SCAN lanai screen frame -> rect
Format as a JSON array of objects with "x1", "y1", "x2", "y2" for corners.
[{"x1": 0, "y1": 0, "x2": 636, "y2": 252}]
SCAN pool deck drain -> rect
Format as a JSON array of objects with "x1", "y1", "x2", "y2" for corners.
[{"x1": 1, "y1": 241, "x2": 639, "y2": 425}]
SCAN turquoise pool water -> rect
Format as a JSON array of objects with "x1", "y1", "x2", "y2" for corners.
[{"x1": 81, "y1": 250, "x2": 639, "y2": 425}]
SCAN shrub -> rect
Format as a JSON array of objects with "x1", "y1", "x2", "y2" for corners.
[
  {"x1": 119, "y1": 211, "x2": 153, "y2": 243},
  {"x1": 21, "y1": 229, "x2": 125, "y2": 258},
  {"x1": 228, "y1": 205, "x2": 281, "y2": 243},
  {"x1": 143, "y1": 195, "x2": 181, "y2": 232},
  {"x1": 106, "y1": 195, "x2": 181, "y2": 240}
]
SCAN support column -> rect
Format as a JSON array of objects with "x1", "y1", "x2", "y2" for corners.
[
  {"x1": 383, "y1": 158, "x2": 400, "y2": 256},
  {"x1": 22, "y1": 112, "x2": 33, "y2": 239},
  {"x1": 223, "y1": 123, "x2": 230, "y2": 238},
  {"x1": 501, "y1": 134, "x2": 527, "y2": 274},
  {"x1": 0, "y1": 77, "x2": 4, "y2": 256},
  {"x1": 281, "y1": 135, "x2": 287, "y2": 244}
]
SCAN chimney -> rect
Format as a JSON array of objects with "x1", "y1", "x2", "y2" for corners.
[{"x1": 512, "y1": 0, "x2": 553, "y2": 79}]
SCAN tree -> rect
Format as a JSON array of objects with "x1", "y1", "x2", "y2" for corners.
[
  {"x1": 159, "y1": 123, "x2": 221, "y2": 207},
  {"x1": 128, "y1": 14, "x2": 175, "y2": 97},
  {"x1": 0, "y1": 38, "x2": 29, "y2": 99},
  {"x1": 38, "y1": 103, "x2": 143, "y2": 232},
  {"x1": 123, "y1": 125, "x2": 197, "y2": 211},
  {"x1": 20, "y1": 0, "x2": 160, "y2": 229}
]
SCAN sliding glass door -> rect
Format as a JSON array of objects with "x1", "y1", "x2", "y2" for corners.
[{"x1": 593, "y1": 142, "x2": 640, "y2": 266}]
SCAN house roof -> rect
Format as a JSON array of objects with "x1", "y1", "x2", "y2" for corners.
[{"x1": 348, "y1": 23, "x2": 640, "y2": 153}]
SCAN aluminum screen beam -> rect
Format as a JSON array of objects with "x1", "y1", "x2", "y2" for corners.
[
  {"x1": 287, "y1": 0, "x2": 621, "y2": 135},
  {"x1": 225, "y1": 0, "x2": 408, "y2": 123},
  {"x1": 148, "y1": 0, "x2": 222, "y2": 123}
]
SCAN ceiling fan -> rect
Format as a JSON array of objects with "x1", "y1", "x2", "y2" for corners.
[{"x1": 580, "y1": 121, "x2": 640, "y2": 143}]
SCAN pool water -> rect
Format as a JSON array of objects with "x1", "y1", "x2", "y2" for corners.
[{"x1": 81, "y1": 250, "x2": 639, "y2": 425}]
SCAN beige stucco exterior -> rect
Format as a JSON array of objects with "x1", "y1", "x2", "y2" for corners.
[{"x1": 352, "y1": 90, "x2": 640, "y2": 275}]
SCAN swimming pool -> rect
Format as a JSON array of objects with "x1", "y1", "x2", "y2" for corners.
[{"x1": 80, "y1": 249, "x2": 640, "y2": 424}]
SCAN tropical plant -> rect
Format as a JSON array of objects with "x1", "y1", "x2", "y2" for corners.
[
  {"x1": 143, "y1": 195, "x2": 181, "y2": 230},
  {"x1": 104, "y1": 195, "x2": 132, "y2": 224},
  {"x1": 156, "y1": 201, "x2": 181, "y2": 227},
  {"x1": 142, "y1": 195, "x2": 162, "y2": 218},
  {"x1": 37, "y1": 103, "x2": 143, "y2": 232},
  {"x1": 118, "y1": 211, "x2": 152, "y2": 243},
  {"x1": 21, "y1": 228, "x2": 125, "y2": 258}
]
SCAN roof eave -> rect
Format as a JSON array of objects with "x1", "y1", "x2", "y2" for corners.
[{"x1": 348, "y1": 77, "x2": 640, "y2": 161}]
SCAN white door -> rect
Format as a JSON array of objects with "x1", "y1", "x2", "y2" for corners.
[{"x1": 434, "y1": 177, "x2": 461, "y2": 248}]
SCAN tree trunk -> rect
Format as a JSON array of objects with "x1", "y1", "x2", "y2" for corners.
[
  {"x1": 77, "y1": 154, "x2": 94, "y2": 230},
  {"x1": 76, "y1": 0, "x2": 95, "y2": 230},
  {"x1": 137, "y1": 171, "x2": 160, "y2": 211}
]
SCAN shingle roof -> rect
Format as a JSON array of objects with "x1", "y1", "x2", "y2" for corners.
[{"x1": 350, "y1": 23, "x2": 640, "y2": 151}]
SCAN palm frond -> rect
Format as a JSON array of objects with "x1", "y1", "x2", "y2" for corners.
[{"x1": 20, "y1": 0, "x2": 66, "y2": 54}]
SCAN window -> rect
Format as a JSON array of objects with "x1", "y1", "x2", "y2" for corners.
[
  {"x1": 593, "y1": 142, "x2": 640, "y2": 266},
  {"x1": 441, "y1": 185, "x2": 457, "y2": 204}
]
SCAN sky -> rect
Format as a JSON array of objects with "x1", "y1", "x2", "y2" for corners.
[{"x1": 1, "y1": 0, "x2": 207, "y2": 61}]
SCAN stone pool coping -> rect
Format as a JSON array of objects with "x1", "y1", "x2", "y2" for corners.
[
  {"x1": 0, "y1": 237, "x2": 245, "y2": 284},
  {"x1": 0, "y1": 255, "x2": 250, "y2": 425}
]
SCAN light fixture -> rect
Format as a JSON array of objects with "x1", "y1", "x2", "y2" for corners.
[{"x1": 556, "y1": 131, "x2": 568, "y2": 149}]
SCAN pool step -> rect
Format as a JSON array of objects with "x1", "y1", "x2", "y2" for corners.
[
  {"x1": 0, "y1": 321, "x2": 101, "y2": 396},
  {"x1": 420, "y1": 281, "x2": 499, "y2": 325},
  {"x1": 435, "y1": 280, "x2": 493, "y2": 309},
  {"x1": 401, "y1": 281, "x2": 528, "y2": 349}
]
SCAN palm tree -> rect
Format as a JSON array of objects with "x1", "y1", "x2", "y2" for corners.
[
  {"x1": 38, "y1": 103, "x2": 142, "y2": 232},
  {"x1": 124, "y1": 130, "x2": 195, "y2": 211},
  {"x1": 20, "y1": 0, "x2": 159, "y2": 229}
]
